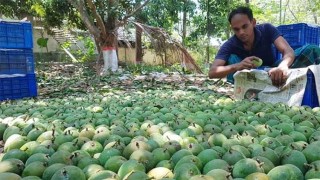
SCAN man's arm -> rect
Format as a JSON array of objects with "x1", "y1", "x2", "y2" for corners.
[
  {"x1": 274, "y1": 36, "x2": 295, "y2": 68},
  {"x1": 268, "y1": 36, "x2": 295, "y2": 86},
  {"x1": 208, "y1": 59, "x2": 236, "y2": 78},
  {"x1": 208, "y1": 57, "x2": 257, "y2": 79}
]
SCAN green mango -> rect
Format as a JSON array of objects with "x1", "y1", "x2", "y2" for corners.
[
  {"x1": 117, "y1": 159, "x2": 146, "y2": 179},
  {"x1": 3, "y1": 126, "x2": 21, "y2": 142},
  {"x1": 171, "y1": 149, "x2": 193, "y2": 165},
  {"x1": 203, "y1": 159, "x2": 231, "y2": 174},
  {"x1": 2, "y1": 149, "x2": 28, "y2": 163},
  {"x1": 0, "y1": 123, "x2": 8, "y2": 140},
  {"x1": 206, "y1": 169, "x2": 231, "y2": 180},
  {"x1": 197, "y1": 149, "x2": 220, "y2": 166},
  {"x1": 174, "y1": 155, "x2": 203, "y2": 172},
  {"x1": 4, "y1": 134, "x2": 27, "y2": 152},
  {"x1": 281, "y1": 150, "x2": 308, "y2": 173},
  {"x1": 104, "y1": 155, "x2": 127, "y2": 173},
  {"x1": 123, "y1": 171, "x2": 149, "y2": 180},
  {"x1": 0, "y1": 158, "x2": 25, "y2": 175},
  {"x1": 48, "y1": 150, "x2": 73, "y2": 166},
  {"x1": 98, "y1": 148, "x2": 121, "y2": 166},
  {"x1": 245, "y1": 172, "x2": 269, "y2": 180},
  {"x1": 83, "y1": 164, "x2": 104, "y2": 179},
  {"x1": 88, "y1": 170, "x2": 119, "y2": 180},
  {"x1": 77, "y1": 156, "x2": 99, "y2": 169},
  {"x1": 156, "y1": 160, "x2": 174, "y2": 169},
  {"x1": 81, "y1": 141, "x2": 103, "y2": 157},
  {"x1": 189, "y1": 175, "x2": 215, "y2": 180},
  {"x1": 51, "y1": 165, "x2": 86, "y2": 180},
  {"x1": 21, "y1": 176, "x2": 42, "y2": 180},
  {"x1": 267, "y1": 164, "x2": 303, "y2": 180},
  {"x1": 252, "y1": 156, "x2": 275, "y2": 174},
  {"x1": 222, "y1": 149, "x2": 246, "y2": 166},
  {"x1": 22, "y1": 161, "x2": 47, "y2": 178},
  {"x1": 173, "y1": 163, "x2": 200, "y2": 180},
  {"x1": 302, "y1": 141, "x2": 320, "y2": 163},
  {"x1": 42, "y1": 163, "x2": 66, "y2": 180},
  {"x1": 27, "y1": 128, "x2": 44, "y2": 141},
  {"x1": 0, "y1": 172, "x2": 21, "y2": 180},
  {"x1": 25, "y1": 153, "x2": 50, "y2": 167},
  {"x1": 232, "y1": 158, "x2": 264, "y2": 178},
  {"x1": 148, "y1": 167, "x2": 174, "y2": 179},
  {"x1": 305, "y1": 164, "x2": 320, "y2": 179}
]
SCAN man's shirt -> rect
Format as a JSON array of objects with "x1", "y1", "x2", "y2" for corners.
[{"x1": 215, "y1": 23, "x2": 281, "y2": 66}]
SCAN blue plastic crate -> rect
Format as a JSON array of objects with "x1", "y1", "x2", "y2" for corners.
[
  {"x1": 0, "y1": 74, "x2": 37, "y2": 101},
  {"x1": 302, "y1": 70, "x2": 319, "y2": 108},
  {"x1": 0, "y1": 20, "x2": 33, "y2": 49},
  {"x1": 0, "y1": 49, "x2": 35, "y2": 74},
  {"x1": 277, "y1": 23, "x2": 320, "y2": 47},
  {"x1": 274, "y1": 45, "x2": 303, "y2": 61}
]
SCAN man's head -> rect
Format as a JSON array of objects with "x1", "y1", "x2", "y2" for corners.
[
  {"x1": 228, "y1": 6, "x2": 256, "y2": 44},
  {"x1": 228, "y1": 6, "x2": 253, "y2": 23}
]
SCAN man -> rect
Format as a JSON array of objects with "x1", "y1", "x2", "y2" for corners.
[{"x1": 208, "y1": 6, "x2": 319, "y2": 86}]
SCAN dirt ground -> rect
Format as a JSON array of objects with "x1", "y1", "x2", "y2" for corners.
[{"x1": 35, "y1": 63, "x2": 235, "y2": 99}]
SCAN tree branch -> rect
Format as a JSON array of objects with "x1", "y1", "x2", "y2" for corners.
[
  {"x1": 119, "y1": 0, "x2": 152, "y2": 26},
  {"x1": 286, "y1": 1, "x2": 298, "y2": 22},
  {"x1": 85, "y1": 0, "x2": 107, "y2": 38},
  {"x1": 67, "y1": 0, "x2": 100, "y2": 39}
]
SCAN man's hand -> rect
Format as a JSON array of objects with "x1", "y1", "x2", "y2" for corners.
[
  {"x1": 234, "y1": 56, "x2": 259, "y2": 71},
  {"x1": 268, "y1": 66, "x2": 289, "y2": 87}
]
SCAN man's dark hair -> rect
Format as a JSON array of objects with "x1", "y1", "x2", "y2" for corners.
[{"x1": 228, "y1": 6, "x2": 253, "y2": 23}]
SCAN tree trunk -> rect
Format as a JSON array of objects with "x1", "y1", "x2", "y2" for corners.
[
  {"x1": 136, "y1": 25, "x2": 143, "y2": 63},
  {"x1": 206, "y1": 0, "x2": 210, "y2": 64},
  {"x1": 102, "y1": 0, "x2": 119, "y2": 72},
  {"x1": 308, "y1": 0, "x2": 318, "y2": 23},
  {"x1": 283, "y1": 0, "x2": 290, "y2": 23},
  {"x1": 182, "y1": 0, "x2": 187, "y2": 46},
  {"x1": 67, "y1": 0, "x2": 152, "y2": 73},
  {"x1": 101, "y1": 32, "x2": 119, "y2": 72}
]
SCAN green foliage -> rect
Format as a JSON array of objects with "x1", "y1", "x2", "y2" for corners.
[
  {"x1": 76, "y1": 36, "x2": 97, "y2": 62},
  {"x1": 42, "y1": 0, "x2": 84, "y2": 29},
  {"x1": 60, "y1": 36, "x2": 97, "y2": 63},
  {"x1": 36, "y1": 38, "x2": 48, "y2": 48},
  {"x1": 250, "y1": 2, "x2": 279, "y2": 25},
  {"x1": 0, "y1": 0, "x2": 37, "y2": 18},
  {"x1": 135, "y1": 0, "x2": 196, "y2": 33},
  {"x1": 123, "y1": 63, "x2": 172, "y2": 75},
  {"x1": 188, "y1": 45, "x2": 218, "y2": 74},
  {"x1": 31, "y1": 2, "x2": 45, "y2": 17}
]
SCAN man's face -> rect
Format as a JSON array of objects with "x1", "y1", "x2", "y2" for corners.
[{"x1": 230, "y1": 14, "x2": 256, "y2": 44}]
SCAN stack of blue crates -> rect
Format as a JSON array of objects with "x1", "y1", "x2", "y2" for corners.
[
  {"x1": 276, "y1": 23, "x2": 319, "y2": 108},
  {"x1": 275, "y1": 23, "x2": 320, "y2": 60},
  {"x1": 278, "y1": 23, "x2": 320, "y2": 47},
  {"x1": 0, "y1": 20, "x2": 37, "y2": 101}
]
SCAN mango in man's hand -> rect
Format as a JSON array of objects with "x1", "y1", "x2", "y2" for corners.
[{"x1": 252, "y1": 57, "x2": 263, "y2": 67}]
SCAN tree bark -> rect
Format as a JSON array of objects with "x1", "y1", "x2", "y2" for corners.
[
  {"x1": 182, "y1": 0, "x2": 187, "y2": 46},
  {"x1": 283, "y1": 0, "x2": 290, "y2": 23},
  {"x1": 136, "y1": 25, "x2": 143, "y2": 63},
  {"x1": 67, "y1": 0, "x2": 152, "y2": 73},
  {"x1": 121, "y1": 0, "x2": 152, "y2": 25},
  {"x1": 279, "y1": 0, "x2": 282, "y2": 24},
  {"x1": 206, "y1": 0, "x2": 210, "y2": 64},
  {"x1": 308, "y1": 0, "x2": 318, "y2": 24},
  {"x1": 67, "y1": 0, "x2": 100, "y2": 39},
  {"x1": 86, "y1": 0, "x2": 107, "y2": 38}
]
